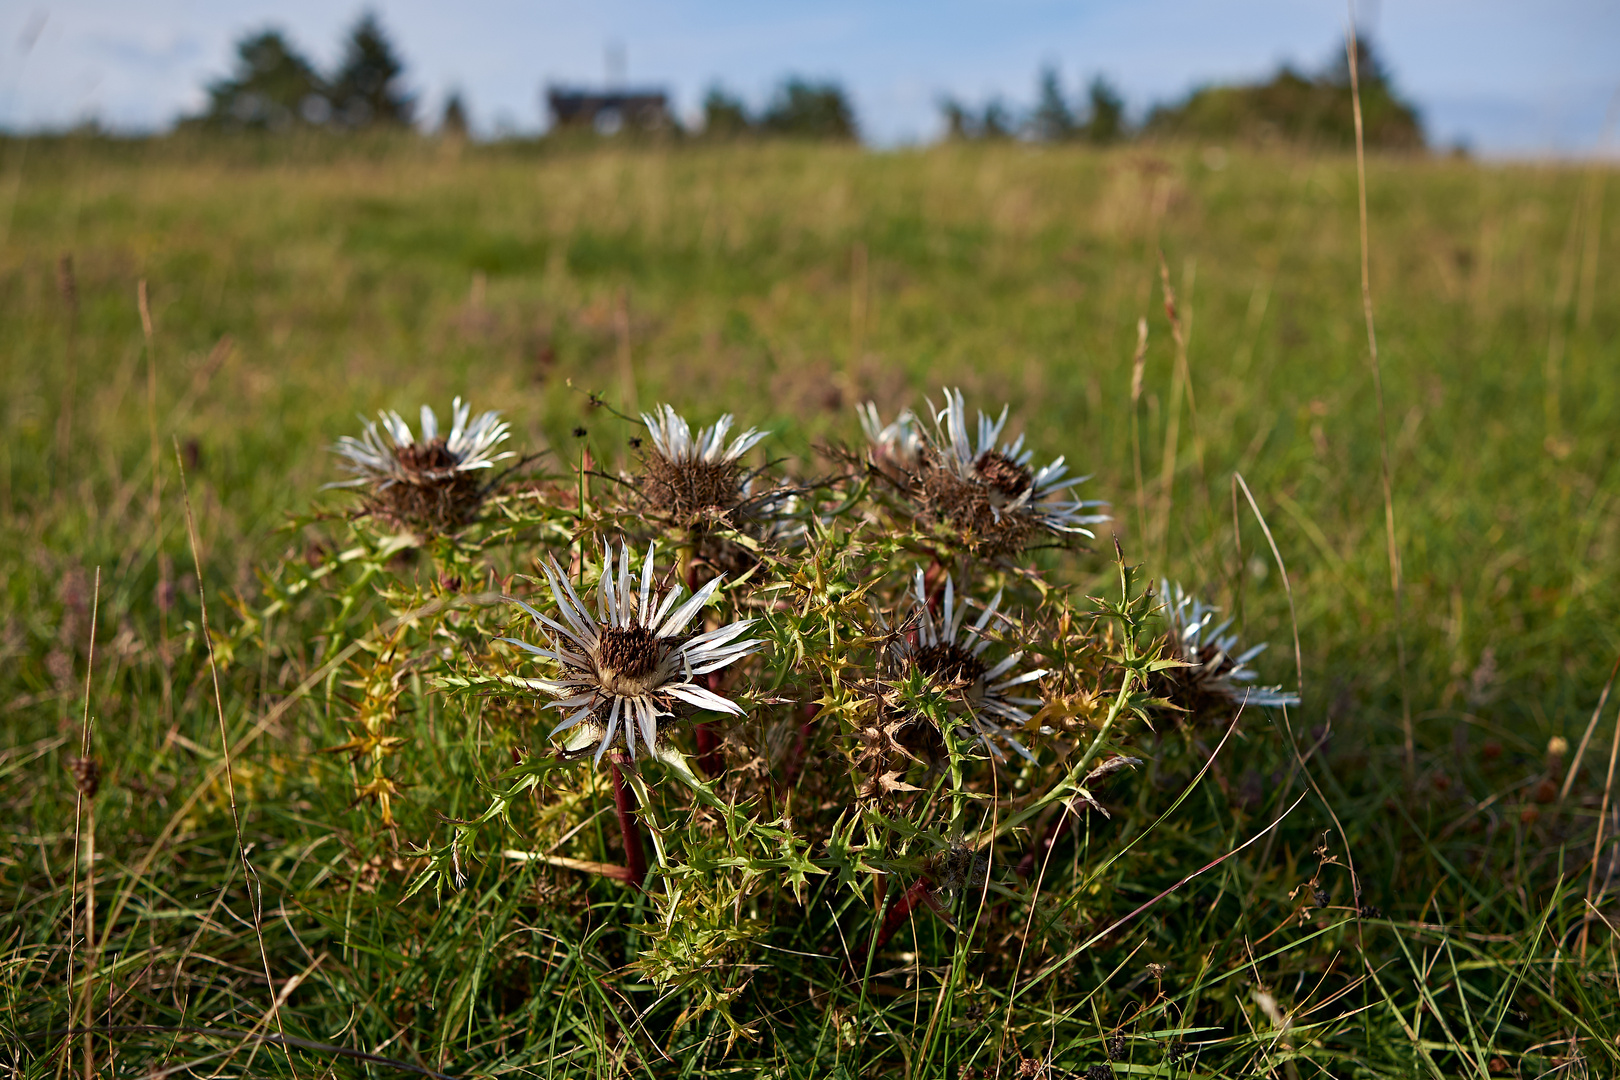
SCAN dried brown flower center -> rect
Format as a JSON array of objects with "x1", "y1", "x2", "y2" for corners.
[
  {"x1": 366, "y1": 437, "x2": 485, "y2": 532},
  {"x1": 395, "y1": 437, "x2": 459, "y2": 476},
  {"x1": 642, "y1": 455, "x2": 742, "y2": 519},
  {"x1": 973, "y1": 451, "x2": 1033, "y2": 500},
  {"x1": 915, "y1": 642, "x2": 987, "y2": 689},
  {"x1": 597, "y1": 624, "x2": 664, "y2": 695}
]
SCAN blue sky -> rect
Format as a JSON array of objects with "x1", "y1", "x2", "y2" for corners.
[{"x1": 1, "y1": 1, "x2": 1615, "y2": 155}]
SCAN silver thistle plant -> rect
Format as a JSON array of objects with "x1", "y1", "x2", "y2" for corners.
[
  {"x1": 882, "y1": 568, "x2": 1050, "y2": 764},
  {"x1": 1159, "y1": 579, "x2": 1300, "y2": 713},
  {"x1": 499, "y1": 541, "x2": 764, "y2": 766},
  {"x1": 861, "y1": 388, "x2": 1109, "y2": 559},
  {"x1": 330, "y1": 397, "x2": 514, "y2": 530}
]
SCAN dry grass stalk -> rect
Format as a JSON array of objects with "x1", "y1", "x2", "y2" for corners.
[
  {"x1": 66, "y1": 566, "x2": 99, "y2": 1080},
  {"x1": 1346, "y1": 22, "x2": 1413, "y2": 774},
  {"x1": 176, "y1": 439, "x2": 298, "y2": 1075}
]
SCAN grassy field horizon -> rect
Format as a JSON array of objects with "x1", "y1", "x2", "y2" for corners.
[{"x1": 3, "y1": 134, "x2": 1618, "y2": 1075}]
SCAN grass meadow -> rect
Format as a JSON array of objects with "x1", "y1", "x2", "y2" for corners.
[{"x1": 2, "y1": 133, "x2": 1618, "y2": 1076}]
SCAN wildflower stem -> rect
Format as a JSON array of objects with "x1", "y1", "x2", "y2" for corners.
[
  {"x1": 861, "y1": 876, "x2": 944, "y2": 975},
  {"x1": 922, "y1": 555, "x2": 949, "y2": 615},
  {"x1": 693, "y1": 718, "x2": 722, "y2": 776},
  {"x1": 983, "y1": 667, "x2": 1136, "y2": 846},
  {"x1": 608, "y1": 755, "x2": 648, "y2": 890},
  {"x1": 577, "y1": 444, "x2": 591, "y2": 585}
]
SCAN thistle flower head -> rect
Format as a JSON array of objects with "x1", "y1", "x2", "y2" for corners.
[
  {"x1": 331, "y1": 397, "x2": 514, "y2": 531},
  {"x1": 1160, "y1": 580, "x2": 1300, "y2": 714},
  {"x1": 883, "y1": 569, "x2": 1049, "y2": 763},
  {"x1": 912, "y1": 388, "x2": 1109, "y2": 558},
  {"x1": 857, "y1": 401, "x2": 924, "y2": 473},
  {"x1": 500, "y1": 541, "x2": 763, "y2": 766},
  {"x1": 637, "y1": 404, "x2": 769, "y2": 523}
]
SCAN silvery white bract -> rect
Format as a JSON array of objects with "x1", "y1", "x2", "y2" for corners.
[
  {"x1": 637, "y1": 403, "x2": 805, "y2": 544},
  {"x1": 926, "y1": 388, "x2": 1110, "y2": 538},
  {"x1": 641, "y1": 404, "x2": 768, "y2": 469},
  {"x1": 331, "y1": 397, "x2": 514, "y2": 488},
  {"x1": 500, "y1": 542, "x2": 764, "y2": 766},
  {"x1": 883, "y1": 569, "x2": 1049, "y2": 764},
  {"x1": 857, "y1": 401, "x2": 924, "y2": 471},
  {"x1": 1160, "y1": 580, "x2": 1300, "y2": 709}
]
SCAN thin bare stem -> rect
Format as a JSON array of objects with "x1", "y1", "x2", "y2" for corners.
[
  {"x1": 139, "y1": 280, "x2": 174, "y2": 721},
  {"x1": 1129, "y1": 316, "x2": 1150, "y2": 549},
  {"x1": 176, "y1": 439, "x2": 299, "y2": 1078},
  {"x1": 1583, "y1": 678, "x2": 1620, "y2": 959},
  {"x1": 1233, "y1": 473, "x2": 1304, "y2": 701},
  {"x1": 67, "y1": 567, "x2": 99, "y2": 1080},
  {"x1": 1154, "y1": 252, "x2": 1199, "y2": 568},
  {"x1": 140, "y1": 281, "x2": 161, "y2": 553},
  {"x1": 1346, "y1": 22, "x2": 1413, "y2": 774},
  {"x1": 1563, "y1": 650, "x2": 1620, "y2": 802}
]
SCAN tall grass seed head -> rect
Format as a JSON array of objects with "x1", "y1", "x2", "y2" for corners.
[
  {"x1": 499, "y1": 541, "x2": 764, "y2": 766},
  {"x1": 330, "y1": 397, "x2": 514, "y2": 532},
  {"x1": 1159, "y1": 579, "x2": 1300, "y2": 716}
]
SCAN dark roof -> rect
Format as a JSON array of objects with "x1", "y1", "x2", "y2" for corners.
[{"x1": 546, "y1": 86, "x2": 671, "y2": 128}]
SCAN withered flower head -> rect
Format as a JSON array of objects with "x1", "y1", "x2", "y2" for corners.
[
  {"x1": 1160, "y1": 580, "x2": 1300, "y2": 714},
  {"x1": 857, "y1": 401, "x2": 924, "y2": 473},
  {"x1": 636, "y1": 404, "x2": 769, "y2": 523},
  {"x1": 913, "y1": 388, "x2": 1109, "y2": 558},
  {"x1": 499, "y1": 541, "x2": 764, "y2": 766},
  {"x1": 882, "y1": 568, "x2": 1049, "y2": 763},
  {"x1": 331, "y1": 397, "x2": 514, "y2": 531},
  {"x1": 66, "y1": 755, "x2": 100, "y2": 797}
]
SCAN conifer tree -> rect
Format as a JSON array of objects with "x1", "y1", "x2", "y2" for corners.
[
  {"x1": 1031, "y1": 66, "x2": 1077, "y2": 141},
  {"x1": 440, "y1": 91, "x2": 470, "y2": 138},
  {"x1": 330, "y1": 11, "x2": 415, "y2": 128},
  {"x1": 759, "y1": 79, "x2": 857, "y2": 141},
  {"x1": 198, "y1": 29, "x2": 326, "y2": 130},
  {"x1": 702, "y1": 86, "x2": 752, "y2": 137},
  {"x1": 1085, "y1": 76, "x2": 1125, "y2": 144}
]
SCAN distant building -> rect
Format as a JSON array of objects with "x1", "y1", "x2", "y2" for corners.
[{"x1": 545, "y1": 86, "x2": 673, "y2": 134}]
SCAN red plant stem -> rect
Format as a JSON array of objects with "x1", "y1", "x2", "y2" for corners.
[
  {"x1": 694, "y1": 716, "x2": 722, "y2": 776},
  {"x1": 690, "y1": 670, "x2": 727, "y2": 776},
  {"x1": 608, "y1": 756, "x2": 647, "y2": 890},
  {"x1": 922, "y1": 555, "x2": 949, "y2": 615},
  {"x1": 858, "y1": 875, "x2": 947, "y2": 977}
]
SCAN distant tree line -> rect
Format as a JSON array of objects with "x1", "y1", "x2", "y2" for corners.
[
  {"x1": 187, "y1": 16, "x2": 1420, "y2": 151},
  {"x1": 945, "y1": 37, "x2": 1422, "y2": 150},
  {"x1": 1145, "y1": 36, "x2": 1423, "y2": 149},
  {"x1": 699, "y1": 80, "x2": 858, "y2": 140},
  {"x1": 941, "y1": 68, "x2": 1125, "y2": 144},
  {"x1": 189, "y1": 11, "x2": 860, "y2": 143},
  {"x1": 187, "y1": 11, "x2": 414, "y2": 132}
]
